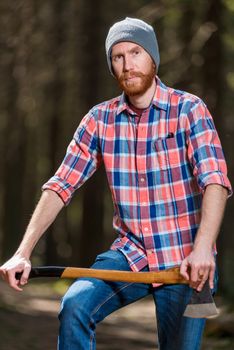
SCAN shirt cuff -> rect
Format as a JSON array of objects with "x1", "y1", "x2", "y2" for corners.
[
  {"x1": 197, "y1": 171, "x2": 233, "y2": 197},
  {"x1": 42, "y1": 176, "x2": 74, "y2": 205}
]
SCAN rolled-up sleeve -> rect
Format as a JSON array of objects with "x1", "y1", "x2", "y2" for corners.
[
  {"x1": 42, "y1": 110, "x2": 102, "y2": 205},
  {"x1": 186, "y1": 101, "x2": 232, "y2": 197}
]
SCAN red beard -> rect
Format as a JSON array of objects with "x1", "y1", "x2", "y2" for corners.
[{"x1": 117, "y1": 63, "x2": 156, "y2": 96}]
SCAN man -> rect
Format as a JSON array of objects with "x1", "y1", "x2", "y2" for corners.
[{"x1": 0, "y1": 17, "x2": 232, "y2": 350}]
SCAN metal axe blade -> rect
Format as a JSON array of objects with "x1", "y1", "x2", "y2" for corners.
[{"x1": 183, "y1": 280, "x2": 218, "y2": 318}]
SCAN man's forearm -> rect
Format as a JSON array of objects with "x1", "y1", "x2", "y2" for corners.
[
  {"x1": 0, "y1": 189, "x2": 64, "y2": 291},
  {"x1": 15, "y1": 189, "x2": 64, "y2": 259},
  {"x1": 193, "y1": 184, "x2": 228, "y2": 250},
  {"x1": 180, "y1": 183, "x2": 228, "y2": 290}
]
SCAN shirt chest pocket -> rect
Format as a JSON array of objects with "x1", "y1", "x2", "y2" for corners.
[{"x1": 154, "y1": 136, "x2": 181, "y2": 170}]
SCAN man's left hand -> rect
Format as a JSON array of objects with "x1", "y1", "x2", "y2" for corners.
[{"x1": 180, "y1": 248, "x2": 215, "y2": 291}]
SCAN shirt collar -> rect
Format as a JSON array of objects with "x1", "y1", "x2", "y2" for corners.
[
  {"x1": 116, "y1": 76, "x2": 170, "y2": 116},
  {"x1": 152, "y1": 76, "x2": 170, "y2": 111},
  {"x1": 116, "y1": 93, "x2": 130, "y2": 116}
]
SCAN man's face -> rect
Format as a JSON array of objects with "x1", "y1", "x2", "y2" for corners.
[{"x1": 111, "y1": 42, "x2": 156, "y2": 96}]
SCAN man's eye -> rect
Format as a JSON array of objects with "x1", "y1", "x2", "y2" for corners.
[
  {"x1": 113, "y1": 55, "x2": 122, "y2": 62},
  {"x1": 133, "y1": 50, "x2": 140, "y2": 55}
]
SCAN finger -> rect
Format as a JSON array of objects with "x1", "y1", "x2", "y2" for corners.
[
  {"x1": 197, "y1": 268, "x2": 205, "y2": 281},
  {"x1": 0, "y1": 270, "x2": 6, "y2": 281},
  {"x1": 0, "y1": 267, "x2": 6, "y2": 278},
  {"x1": 20, "y1": 265, "x2": 31, "y2": 285},
  {"x1": 190, "y1": 264, "x2": 199, "y2": 287},
  {"x1": 7, "y1": 270, "x2": 23, "y2": 292},
  {"x1": 195, "y1": 265, "x2": 211, "y2": 291},
  {"x1": 180, "y1": 260, "x2": 190, "y2": 280},
  {"x1": 196, "y1": 272, "x2": 209, "y2": 291},
  {"x1": 209, "y1": 264, "x2": 215, "y2": 289}
]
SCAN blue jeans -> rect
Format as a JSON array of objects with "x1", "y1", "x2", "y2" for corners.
[{"x1": 58, "y1": 250, "x2": 207, "y2": 350}]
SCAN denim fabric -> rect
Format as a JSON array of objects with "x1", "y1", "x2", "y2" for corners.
[{"x1": 58, "y1": 250, "x2": 210, "y2": 350}]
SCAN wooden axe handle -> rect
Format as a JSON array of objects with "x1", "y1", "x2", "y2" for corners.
[
  {"x1": 62, "y1": 266, "x2": 187, "y2": 284},
  {"x1": 17, "y1": 266, "x2": 188, "y2": 284}
]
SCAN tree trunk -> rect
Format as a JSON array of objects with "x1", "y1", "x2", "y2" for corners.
[
  {"x1": 1, "y1": 2, "x2": 33, "y2": 259},
  {"x1": 77, "y1": 0, "x2": 106, "y2": 267}
]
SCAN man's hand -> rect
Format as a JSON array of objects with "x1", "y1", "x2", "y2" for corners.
[
  {"x1": 180, "y1": 184, "x2": 228, "y2": 292},
  {"x1": 180, "y1": 247, "x2": 215, "y2": 292},
  {"x1": 0, "y1": 190, "x2": 64, "y2": 292},
  {"x1": 0, "y1": 255, "x2": 31, "y2": 292}
]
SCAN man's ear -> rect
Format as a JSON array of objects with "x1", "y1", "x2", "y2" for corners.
[{"x1": 111, "y1": 65, "x2": 117, "y2": 79}]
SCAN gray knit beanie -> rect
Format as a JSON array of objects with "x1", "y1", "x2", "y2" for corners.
[{"x1": 105, "y1": 17, "x2": 160, "y2": 75}]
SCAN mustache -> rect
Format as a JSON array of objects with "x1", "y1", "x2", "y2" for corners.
[{"x1": 119, "y1": 71, "x2": 145, "y2": 82}]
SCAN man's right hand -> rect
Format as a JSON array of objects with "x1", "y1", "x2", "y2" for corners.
[{"x1": 0, "y1": 255, "x2": 31, "y2": 291}]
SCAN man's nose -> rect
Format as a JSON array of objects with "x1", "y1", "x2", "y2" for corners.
[{"x1": 123, "y1": 56, "x2": 134, "y2": 71}]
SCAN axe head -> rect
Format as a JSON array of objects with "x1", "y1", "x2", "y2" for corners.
[{"x1": 183, "y1": 280, "x2": 218, "y2": 318}]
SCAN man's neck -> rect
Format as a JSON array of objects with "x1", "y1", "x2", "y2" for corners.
[{"x1": 128, "y1": 79, "x2": 156, "y2": 109}]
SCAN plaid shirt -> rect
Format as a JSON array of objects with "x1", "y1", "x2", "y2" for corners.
[{"x1": 42, "y1": 76, "x2": 232, "y2": 273}]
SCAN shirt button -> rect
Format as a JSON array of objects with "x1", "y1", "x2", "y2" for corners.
[
  {"x1": 142, "y1": 202, "x2": 147, "y2": 206},
  {"x1": 140, "y1": 177, "x2": 145, "y2": 183},
  {"x1": 144, "y1": 227, "x2": 149, "y2": 232}
]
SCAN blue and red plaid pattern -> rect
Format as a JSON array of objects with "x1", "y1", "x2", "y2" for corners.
[{"x1": 42, "y1": 77, "x2": 232, "y2": 274}]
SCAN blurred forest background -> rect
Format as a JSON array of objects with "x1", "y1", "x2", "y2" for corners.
[{"x1": 0, "y1": 0, "x2": 233, "y2": 300}]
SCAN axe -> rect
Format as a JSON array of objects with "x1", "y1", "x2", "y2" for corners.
[{"x1": 16, "y1": 266, "x2": 217, "y2": 319}]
